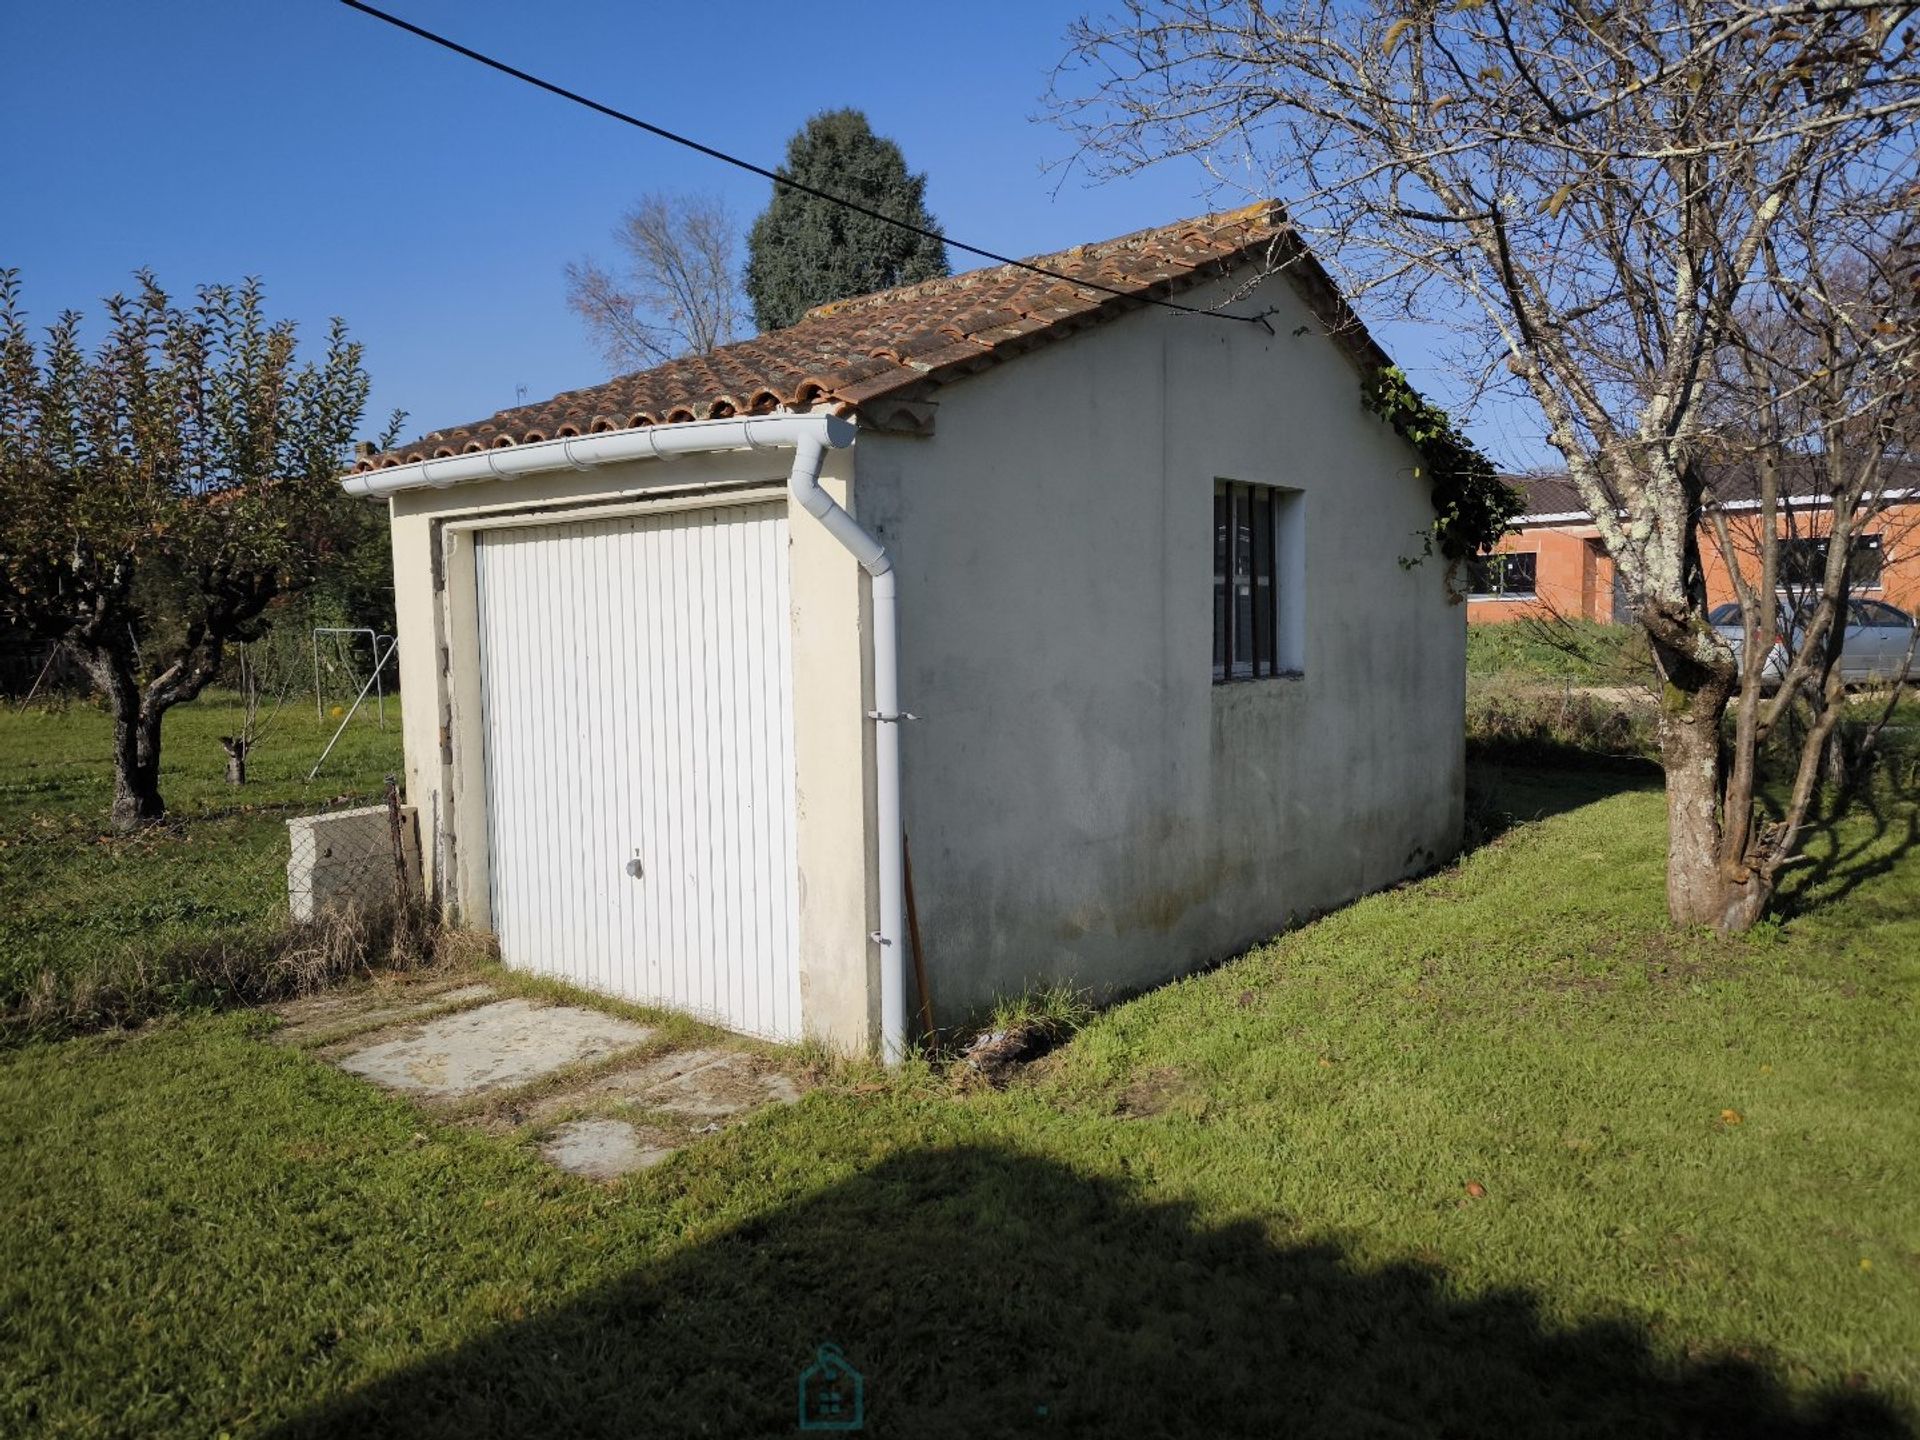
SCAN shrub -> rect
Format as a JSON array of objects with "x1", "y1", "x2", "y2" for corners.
[{"x1": 1466, "y1": 674, "x2": 1660, "y2": 766}]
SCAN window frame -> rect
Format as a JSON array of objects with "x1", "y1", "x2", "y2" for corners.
[
  {"x1": 1853, "y1": 598, "x2": 1911, "y2": 629},
  {"x1": 1212, "y1": 479, "x2": 1296, "y2": 683},
  {"x1": 1779, "y1": 533, "x2": 1884, "y2": 593},
  {"x1": 1467, "y1": 551, "x2": 1540, "y2": 600}
]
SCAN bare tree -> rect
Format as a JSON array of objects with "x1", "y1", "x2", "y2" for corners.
[
  {"x1": 218, "y1": 640, "x2": 299, "y2": 786},
  {"x1": 1710, "y1": 223, "x2": 1919, "y2": 792},
  {"x1": 565, "y1": 192, "x2": 744, "y2": 369},
  {"x1": 1053, "y1": 0, "x2": 1920, "y2": 930}
]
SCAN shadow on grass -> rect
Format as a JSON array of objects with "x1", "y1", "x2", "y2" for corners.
[
  {"x1": 267, "y1": 1145, "x2": 1909, "y2": 1439},
  {"x1": 1775, "y1": 773, "x2": 1920, "y2": 922},
  {"x1": 1464, "y1": 745, "x2": 1662, "y2": 851}
]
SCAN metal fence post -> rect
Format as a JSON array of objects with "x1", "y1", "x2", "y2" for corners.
[{"x1": 383, "y1": 774, "x2": 412, "y2": 953}]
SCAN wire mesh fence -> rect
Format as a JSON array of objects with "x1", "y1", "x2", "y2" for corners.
[{"x1": 286, "y1": 789, "x2": 422, "y2": 925}]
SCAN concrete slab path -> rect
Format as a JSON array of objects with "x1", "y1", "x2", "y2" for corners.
[
  {"x1": 267, "y1": 977, "x2": 804, "y2": 1180},
  {"x1": 335, "y1": 998, "x2": 655, "y2": 1099},
  {"x1": 540, "y1": 1118, "x2": 679, "y2": 1180},
  {"x1": 269, "y1": 979, "x2": 497, "y2": 1045}
]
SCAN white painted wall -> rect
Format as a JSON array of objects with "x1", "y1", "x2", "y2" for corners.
[
  {"x1": 381, "y1": 265, "x2": 1462, "y2": 1050},
  {"x1": 853, "y1": 272, "x2": 1464, "y2": 1020}
]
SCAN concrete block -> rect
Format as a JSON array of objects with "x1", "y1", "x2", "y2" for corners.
[
  {"x1": 540, "y1": 1118, "x2": 678, "y2": 1179},
  {"x1": 286, "y1": 804, "x2": 421, "y2": 924}
]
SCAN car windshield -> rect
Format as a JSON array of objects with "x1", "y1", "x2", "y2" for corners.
[{"x1": 1709, "y1": 604, "x2": 1741, "y2": 625}]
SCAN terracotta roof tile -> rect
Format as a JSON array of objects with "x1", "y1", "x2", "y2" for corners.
[{"x1": 357, "y1": 201, "x2": 1393, "y2": 471}]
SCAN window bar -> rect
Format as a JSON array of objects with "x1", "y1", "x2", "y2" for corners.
[
  {"x1": 1213, "y1": 487, "x2": 1229, "y2": 681},
  {"x1": 1251, "y1": 486, "x2": 1273, "y2": 677},
  {"x1": 1232, "y1": 483, "x2": 1252, "y2": 677},
  {"x1": 1268, "y1": 495, "x2": 1282, "y2": 672}
]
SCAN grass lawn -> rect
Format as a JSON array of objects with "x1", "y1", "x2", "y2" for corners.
[
  {"x1": 0, "y1": 693, "x2": 402, "y2": 1008},
  {"x1": 2, "y1": 763, "x2": 1916, "y2": 1437},
  {"x1": 1468, "y1": 616, "x2": 1652, "y2": 685}
]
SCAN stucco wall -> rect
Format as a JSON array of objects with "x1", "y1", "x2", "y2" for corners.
[{"x1": 853, "y1": 273, "x2": 1465, "y2": 1020}]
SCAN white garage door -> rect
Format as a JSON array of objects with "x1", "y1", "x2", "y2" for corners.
[{"x1": 473, "y1": 504, "x2": 800, "y2": 1039}]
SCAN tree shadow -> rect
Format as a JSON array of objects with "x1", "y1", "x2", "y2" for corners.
[
  {"x1": 266, "y1": 1144, "x2": 1908, "y2": 1439},
  {"x1": 1773, "y1": 771, "x2": 1920, "y2": 921},
  {"x1": 1463, "y1": 752, "x2": 1662, "y2": 851}
]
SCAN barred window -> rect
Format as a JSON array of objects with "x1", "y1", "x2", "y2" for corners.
[{"x1": 1213, "y1": 481, "x2": 1302, "y2": 681}]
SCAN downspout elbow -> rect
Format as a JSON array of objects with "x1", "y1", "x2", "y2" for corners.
[{"x1": 787, "y1": 425, "x2": 890, "y2": 577}]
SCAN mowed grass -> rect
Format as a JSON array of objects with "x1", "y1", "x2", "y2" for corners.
[
  {"x1": 0, "y1": 689, "x2": 403, "y2": 828},
  {"x1": 2, "y1": 765, "x2": 1916, "y2": 1437},
  {"x1": 0, "y1": 694, "x2": 402, "y2": 1005}
]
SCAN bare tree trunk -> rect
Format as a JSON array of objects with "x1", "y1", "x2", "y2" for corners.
[
  {"x1": 220, "y1": 736, "x2": 249, "y2": 786},
  {"x1": 1820, "y1": 723, "x2": 1848, "y2": 793},
  {"x1": 110, "y1": 705, "x2": 166, "y2": 831},
  {"x1": 81, "y1": 627, "x2": 234, "y2": 828},
  {"x1": 1657, "y1": 671, "x2": 1770, "y2": 933}
]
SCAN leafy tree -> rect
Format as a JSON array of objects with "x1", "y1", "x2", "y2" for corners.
[
  {"x1": 745, "y1": 109, "x2": 950, "y2": 330},
  {"x1": 0, "y1": 270, "x2": 371, "y2": 829},
  {"x1": 1053, "y1": 0, "x2": 1920, "y2": 931},
  {"x1": 566, "y1": 192, "x2": 744, "y2": 369},
  {"x1": 310, "y1": 407, "x2": 408, "y2": 640}
]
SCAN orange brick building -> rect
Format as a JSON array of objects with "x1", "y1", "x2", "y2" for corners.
[{"x1": 1467, "y1": 474, "x2": 1920, "y2": 625}]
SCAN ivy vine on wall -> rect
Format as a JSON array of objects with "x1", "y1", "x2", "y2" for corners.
[{"x1": 1360, "y1": 365, "x2": 1522, "y2": 591}]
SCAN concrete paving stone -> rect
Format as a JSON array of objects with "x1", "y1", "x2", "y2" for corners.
[
  {"x1": 485, "y1": 1045, "x2": 727, "y2": 1129},
  {"x1": 638, "y1": 1050, "x2": 803, "y2": 1121},
  {"x1": 587, "y1": 1046, "x2": 734, "y2": 1099},
  {"x1": 335, "y1": 998, "x2": 657, "y2": 1099},
  {"x1": 539, "y1": 1118, "x2": 678, "y2": 1180},
  {"x1": 269, "y1": 983, "x2": 497, "y2": 1042}
]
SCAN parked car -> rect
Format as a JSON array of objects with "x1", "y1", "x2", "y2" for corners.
[{"x1": 1709, "y1": 597, "x2": 1920, "y2": 687}]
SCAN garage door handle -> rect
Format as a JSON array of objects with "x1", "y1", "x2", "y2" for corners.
[{"x1": 625, "y1": 856, "x2": 644, "y2": 879}]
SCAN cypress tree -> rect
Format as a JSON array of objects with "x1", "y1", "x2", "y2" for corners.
[{"x1": 744, "y1": 109, "x2": 950, "y2": 331}]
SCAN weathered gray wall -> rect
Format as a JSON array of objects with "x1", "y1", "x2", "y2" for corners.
[{"x1": 855, "y1": 272, "x2": 1465, "y2": 1020}]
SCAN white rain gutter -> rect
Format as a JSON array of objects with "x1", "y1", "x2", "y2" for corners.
[{"x1": 340, "y1": 412, "x2": 911, "y2": 1063}]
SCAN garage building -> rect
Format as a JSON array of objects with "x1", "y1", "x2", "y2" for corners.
[{"x1": 348, "y1": 204, "x2": 1465, "y2": 1058}]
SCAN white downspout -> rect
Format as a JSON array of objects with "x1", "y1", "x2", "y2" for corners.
[
  {"x1": 776, "y1": 417, "x2": 909, "y2": 1063},
  {"x1": 344, "y1": 410, "x2": 909, "y2": 1063}
]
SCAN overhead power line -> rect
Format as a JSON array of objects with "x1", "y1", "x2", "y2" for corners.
[{"x1": 337, "y1": 0, "x2": 1269, "y2": 327}]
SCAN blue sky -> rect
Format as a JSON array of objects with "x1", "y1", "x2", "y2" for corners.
[{"x1": 0, "y1": 0, "x2": 1548, "y2": 466}]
